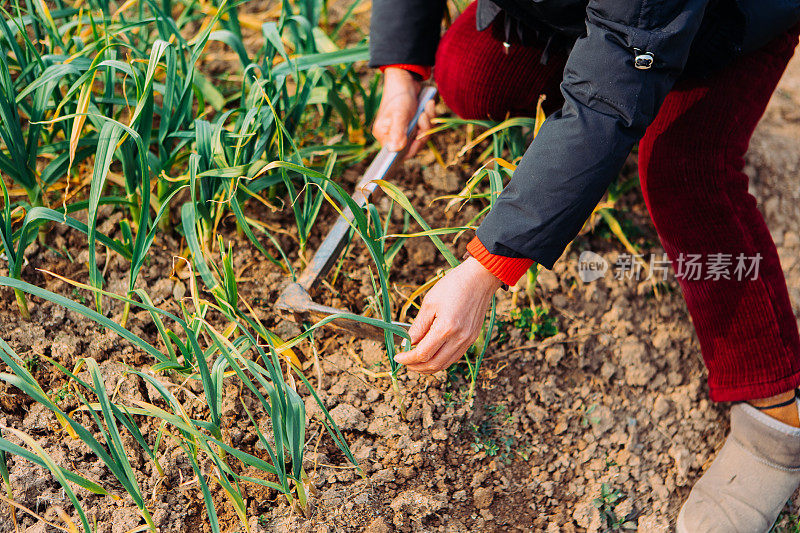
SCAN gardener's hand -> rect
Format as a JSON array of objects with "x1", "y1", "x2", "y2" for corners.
[
  {"x1": 373, "y1": 67, "x2": 436, "y2": 158},
  {"x1": 395, "y1": 257, "x2": 503, "y2": 374}
]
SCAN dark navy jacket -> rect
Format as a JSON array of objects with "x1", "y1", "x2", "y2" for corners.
[{"x1": 370, "y1": 0, "x2": 800, "y2": 268}]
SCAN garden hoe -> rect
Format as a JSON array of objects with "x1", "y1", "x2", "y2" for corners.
[{"x1": 276, "y1": 87, "x2": 438, "y2": 341}]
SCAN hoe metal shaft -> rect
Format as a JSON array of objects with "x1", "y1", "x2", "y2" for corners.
[{"x1": 276, "y1": 87, "x2": 438, "y2": 340}]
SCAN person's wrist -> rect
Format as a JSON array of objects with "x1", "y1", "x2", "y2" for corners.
[
  {"x1": 463, "y1": 256, "x2": 504, "y2": 291},
  {"x1": 384, "y1": 67, "x2": 421, "y2": 90}
]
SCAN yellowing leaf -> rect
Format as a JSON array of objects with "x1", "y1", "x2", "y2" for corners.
[
  {"x1": 534, "y1": 94, "x2": 547, "y2": 138},
  {"x1": 69, "y1": 70, "x2": 98, "y2": 172}
]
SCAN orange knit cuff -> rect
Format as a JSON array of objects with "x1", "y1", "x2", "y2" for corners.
[
  {"x1": 379, "y1": 64, "x2": 432, "y2": 80},
  {"x1": 467, "y1": 236, "x2": 534, "y2": 287}
]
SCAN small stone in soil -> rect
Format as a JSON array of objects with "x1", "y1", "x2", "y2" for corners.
[
  {"x1": 364, "y1": 516, "x2": 391, "y2": 533},
  {"x1": 544, "y1": 344, "x2": 565, "y2": 366},
  {"x1": 618, "y1": 336, "x2": 656, "y2": 386},
  {"x1": 473, "y1": 486, "x2": 494, "y2": 509},
  {"x1": 172, "y1": 280, "x2": 186, "y2": 301}
]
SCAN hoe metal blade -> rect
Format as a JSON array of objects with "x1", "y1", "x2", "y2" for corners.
[{"x1": 276, "y1": 87, "x2": 438, "y2": 340}]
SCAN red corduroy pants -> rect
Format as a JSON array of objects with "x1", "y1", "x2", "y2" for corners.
[{"x1": 435, "y1": 2, "x2": 800, "y2": 402}]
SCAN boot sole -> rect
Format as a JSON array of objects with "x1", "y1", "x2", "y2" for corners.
[
  {"x1": 676, "y1": 507, "x2": 688, "y2": 533},
  {"x1": 676, "y1": 503, "x2": 781, "y2": 533}
]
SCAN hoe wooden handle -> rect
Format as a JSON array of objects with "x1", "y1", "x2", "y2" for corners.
[
  {"x1": 295, "y1": 86, "x2": 438, "y2": 292},
  {"x1": 276, "y1": 87, "x2": 437, "y2": 339}
]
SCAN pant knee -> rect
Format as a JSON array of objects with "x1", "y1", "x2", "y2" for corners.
[
  {"x1": 640, "y1": 131, "x2": 743, "y2": 209},
  {"x1": 434, "y1": 2, "x2": 561, "y2": 120},
  {"x1": 638, "y1": 127, "x2": 760, "y2": 258},
  {"x1": 433, "y1": 4, "x2": 494, "y2": 119},
  {"x1": 638, "y1": 133, "x2": 687, "y2": 227}
]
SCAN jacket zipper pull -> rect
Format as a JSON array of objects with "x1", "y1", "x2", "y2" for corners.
[
  {"x1": 633, "y1": 48, "x2": 654, "y2": 69},
  {"x1": 503, "y1": 15, "x2": 512, "y2": 55}
]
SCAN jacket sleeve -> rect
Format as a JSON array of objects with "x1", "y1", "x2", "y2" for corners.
[
  {"x1": 475, "y1": 0, "x2": 712, "y2": 270},
  {"x1": 369, "y1": 0, "x2": 447, "y2": 68}
]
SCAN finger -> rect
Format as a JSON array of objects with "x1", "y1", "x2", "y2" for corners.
[
  {"x1": 394, "y1": 319, "x2": 448, "y2": 365},
  {"x1": 418, "y1": 110, "x2": 432, "y2": 134},
  {"x1": 388, "y1": 113, "x2": 409, "y2": 152},
  {"x1": 408, "y1": 303, "x2": 435, "y2": 344},
  {"x1": 412, "y1": 334, "x2": 474, "y2": 374},
  {"x1": 408, "y1": 319, "x2": 479, "y2": 373},
  {"x1": 407, "y1": 337, "x2": 471, "y2": 374},
  {"x1": 406, "y1": 136, "x2": 425, "y2": 159},
  {"x1": 372, "y1": 114, "x2": 392, "y2": 146},
  {"x1": 407, "y1": 109, "x2": 435, "y2": 158},
  {"x1": 420, "y1": 101, "x2": 436, "y2": 133},
  {"x1": 421, "y1": 106, "x2": 438, "y2": 139},
  {"x1": 424, "y1": 98, "x2": 436, "y2": 118}
]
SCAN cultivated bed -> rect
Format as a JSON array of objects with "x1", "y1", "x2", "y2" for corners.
[{"x1": 1, "y1": 1, "x2": 800, "y2": 532}]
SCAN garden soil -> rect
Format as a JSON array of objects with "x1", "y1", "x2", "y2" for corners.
[{"x1": 2, "y1": 34, "x2": 800, "y2": 533}]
